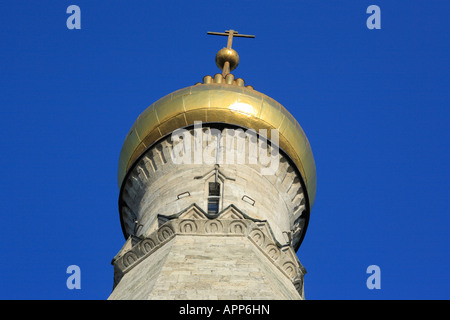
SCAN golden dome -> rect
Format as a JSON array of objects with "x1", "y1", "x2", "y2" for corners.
[{"x1": 118, "y1": 74, "x2": 317, "y2": 208}]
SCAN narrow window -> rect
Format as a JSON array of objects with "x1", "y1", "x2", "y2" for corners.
[{"x1": 208, "y1": 182, "x2": 221, "y2": 214}]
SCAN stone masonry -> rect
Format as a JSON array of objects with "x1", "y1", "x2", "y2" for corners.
[{"x1": 109, "y1": 125, "x2": 308, "y2": 299}]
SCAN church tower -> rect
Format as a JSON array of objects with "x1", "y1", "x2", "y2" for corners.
[{"x1": 108, "y1": 30, "x2": 316, "y2": 300}]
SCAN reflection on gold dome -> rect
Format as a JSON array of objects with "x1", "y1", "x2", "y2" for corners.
[{"x1": 118, "y1": 74, "x2": 317, "y2": 208}]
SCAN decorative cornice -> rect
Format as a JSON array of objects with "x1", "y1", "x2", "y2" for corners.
[{"x1": 112, "y1": 204, "x2": 306, "y2": 297}]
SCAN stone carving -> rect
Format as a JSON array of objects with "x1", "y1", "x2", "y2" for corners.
[
  {"x1": 112, "y1": 204, "x2": 306, "y2": 297},
  {"x1": 228, "y1": 220, "x2": 246, "y2": 234},
  {"x1": 140, "y1": 239, "x2": 156, "y2": 254},
  {"x1": 179, "y1": 219, "x2": 197, "y2": 233},
  {"x1": 265, "y1": 244, "x2": 281, "y2": 261},
  {"x1": 157, "y1": 225, "x2": 174, "y2": 242},
  {"x1": 122, "y1": 251, "x2": 138, "y2": 268},
  {"x1": 249, "y1": 229, "x2": 265, "y2": 246},
  {"x1": 205, "y1": 219, "x2": 223, "y2": 233}
]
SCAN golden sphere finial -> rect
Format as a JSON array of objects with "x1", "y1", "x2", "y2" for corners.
[
  {"x1": 207, "y1": 29, "x2": 254, "y2": 77},
  {"x1": 215, "y1": 47, "x2": 239, "y2": 72}
]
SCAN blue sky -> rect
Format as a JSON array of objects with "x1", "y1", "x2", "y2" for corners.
[{"x1": 0, "y1": 1, "x2": 448, "y2": 300}]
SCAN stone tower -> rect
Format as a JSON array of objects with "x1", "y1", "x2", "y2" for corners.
[{"x1": 108, "y1": 30, "x2": 316, "y2": 300}]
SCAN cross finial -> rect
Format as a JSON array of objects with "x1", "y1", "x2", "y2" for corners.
[
  {"x1": 207, "y1": 29, "x2": 255, "y2": 77},
  {"x1": 207, "y1": 29, "x2": 255, "y2": 49}
]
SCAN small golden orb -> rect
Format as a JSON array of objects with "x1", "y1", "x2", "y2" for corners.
[{"x1": 215, "y1": 47, "x2": 239, "y2": 71}]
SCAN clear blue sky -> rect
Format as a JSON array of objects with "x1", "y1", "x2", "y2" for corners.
[{"x1": 0, "y1": 1, "x2": 448, "y2": 300}]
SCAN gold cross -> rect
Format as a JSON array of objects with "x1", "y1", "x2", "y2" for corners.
[
  {"x1": 207, "y1": 29, "x2": 255, "y2": 49},
  {"x1": 207, "y1": 29, "x2": 255, "y2": 76}
]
